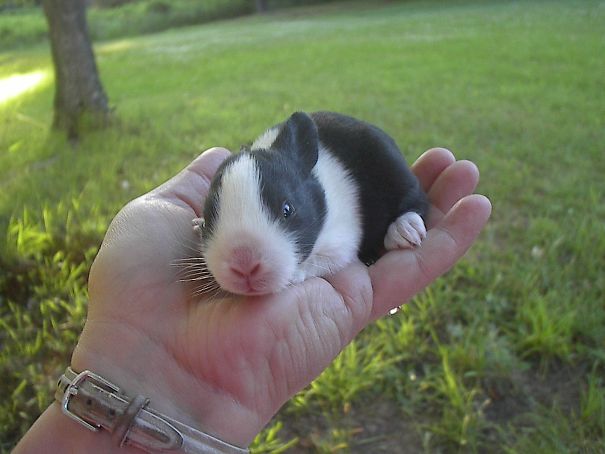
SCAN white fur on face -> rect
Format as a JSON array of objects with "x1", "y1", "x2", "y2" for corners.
[
  {"x1": 293, "y1": 144, "x2": 362, "y2": 282},
  {"x1": 251, "y1": 126, "x2": 279, "y2": 150},
  {"x1": 204, "y1": 154, "x2": 298, "y2": 295}
]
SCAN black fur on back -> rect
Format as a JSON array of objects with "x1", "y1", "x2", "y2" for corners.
[{"x1": 310, "y1": 111, "x2": 428, "y2": 264}]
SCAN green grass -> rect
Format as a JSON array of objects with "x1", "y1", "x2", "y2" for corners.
[
  {"x1": 1, "y1": 0, "x2": 604, "y2": 451},
  {"x1": 0, "y1": 0, "x2": 253, "y2": 49},
  {"x1": 0, "y1": 0, "x2": 352, "y2": 50}
]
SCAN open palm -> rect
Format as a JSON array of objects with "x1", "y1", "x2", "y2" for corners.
[{"x1": 71, "y1": 147, "x2": 491, "y2": 448}]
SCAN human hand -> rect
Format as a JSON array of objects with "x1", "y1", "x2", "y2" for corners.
[{"x1": 68, "y1": 146, "x2": 491, "y2": 449}]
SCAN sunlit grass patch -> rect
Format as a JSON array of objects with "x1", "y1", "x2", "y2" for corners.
[
  {"x1": 0, "y1": 200, "x2": 105, "y2": 450},
  {"x1": 250, "y1": 421, "x2": 299, "y2": 454},
  {"x1": 291, "y1": 339, "x2": 396, "y2": 414},
  {"x1": 0, "y1": 70, "x2": 49, "y2": 105}
]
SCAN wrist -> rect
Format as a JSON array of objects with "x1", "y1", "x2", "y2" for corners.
[
  {"x1": 71, "y1": 319, "x2": 262, "y2": 448},
  {"x1": 15, "y1": 403, "x2": 140, "y2": 454}
]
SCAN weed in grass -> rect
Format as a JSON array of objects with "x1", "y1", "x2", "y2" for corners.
[
  {"x1": 374, "y1": 306, "x2": 423, "y2": 361},
  {"x1": 448, "y1": 323, "x2": 523, "y2": 395},
  {"x1": 513, "y1": 292, "x2": 576, "y2": 367},
  {"x1": 423, "y1": 348, "x2": 486, "y2": 450},
  {"x1": 291, "y1": 339, "x2": 396, "y2": 415},
  {"x1": 580, "y1": 366, "x2": 605, "y2": 440},
  {"x1": 250, "y1": 421, "x2": 299, "y2": 454},
  {"x1": 307, "y1": 425, "x2": 360, "y2": 453}
]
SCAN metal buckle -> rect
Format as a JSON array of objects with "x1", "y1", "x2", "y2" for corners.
[{"x1": 61, "y1": 369, "x2": 121, "y2": 432}]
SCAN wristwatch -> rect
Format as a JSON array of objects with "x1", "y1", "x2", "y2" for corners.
[{"x1": 55, "y1": 367, "x2": 249, "y2": 454}]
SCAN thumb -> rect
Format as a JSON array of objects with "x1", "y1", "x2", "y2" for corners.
[{"x1": 149, "y1": 147, "x2": 231, "y2": 216}]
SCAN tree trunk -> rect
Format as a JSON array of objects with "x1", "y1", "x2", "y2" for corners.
[
  {"x1": 255, "y1": 0, "x2": 268, "y2": 13},
  {"x1": 42, "y1": 0, "x2": 110, "y2": 139}
]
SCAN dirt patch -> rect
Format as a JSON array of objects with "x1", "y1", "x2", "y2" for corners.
[
  {"x1": 484, "y1": 363, "x2": 585, "y2": 423},
  {"x1": 481, "y1": 362, "x2": 587, "y2": 447},
  {"x1": 272, "y1": 363, "x2": 588, "y2": 452},
  {"x1": 346, "y1": 399, "x2": 424, "y2": 454},
  {"x1": 275, "y1": 397, "x2": 424, "y2": 453}
]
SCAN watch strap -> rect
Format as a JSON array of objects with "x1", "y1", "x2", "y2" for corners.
[{"x1": 55, "y1": 367, "x2": 249, "y2": 454}]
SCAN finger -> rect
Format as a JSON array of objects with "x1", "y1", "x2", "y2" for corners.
[
  {"x1": 322, "y1": 260, "x2": 374, "y2": 334},
  {"x1": 428, "y1": 160, "x2": 480, "y2": 215},
  {"x1": 411, "y1": 148, "x2": 456, "y2": 192},
  {"x1": 369, "y1": 194, "x2": 492, "y2": 319},
  {"x1": 150, "y1": 147, "x2": 232, "y2": 216}
]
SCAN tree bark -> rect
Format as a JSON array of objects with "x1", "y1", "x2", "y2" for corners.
[{"x1": 42, "y1": 0, "x2": 110, "y2": 139}]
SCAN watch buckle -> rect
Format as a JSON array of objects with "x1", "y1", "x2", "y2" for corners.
[{"x1": 61, "y1": 369, "x2": 121, "y2": 432}]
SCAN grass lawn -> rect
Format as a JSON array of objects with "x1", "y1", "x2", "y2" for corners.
[{"x1": 1, "y1": 0, "x2": 604, "y2": 451}]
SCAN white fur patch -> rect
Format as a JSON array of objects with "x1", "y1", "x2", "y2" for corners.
[
  {"x1": 204, "y1": 154, "x2": 298, "y2": 294},
  {"x1": 293, "y1": 143, "x2": 362, "y2": 282},
  {"x1": 251, "y1": 126, "x2": 280, "y2": 150}
]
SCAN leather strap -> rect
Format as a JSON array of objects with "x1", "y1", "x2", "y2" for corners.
[{"x1": 56, "y1": 368, "x2": 249, "y2": 453}]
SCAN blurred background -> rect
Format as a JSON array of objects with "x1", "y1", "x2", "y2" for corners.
[{"x1": 1, "y1": 0, "x2": 604, "y2": 452}]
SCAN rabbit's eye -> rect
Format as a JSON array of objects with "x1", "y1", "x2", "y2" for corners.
[{"x1": 282, "y1": 202, "x2": 293, "y2": 218}]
